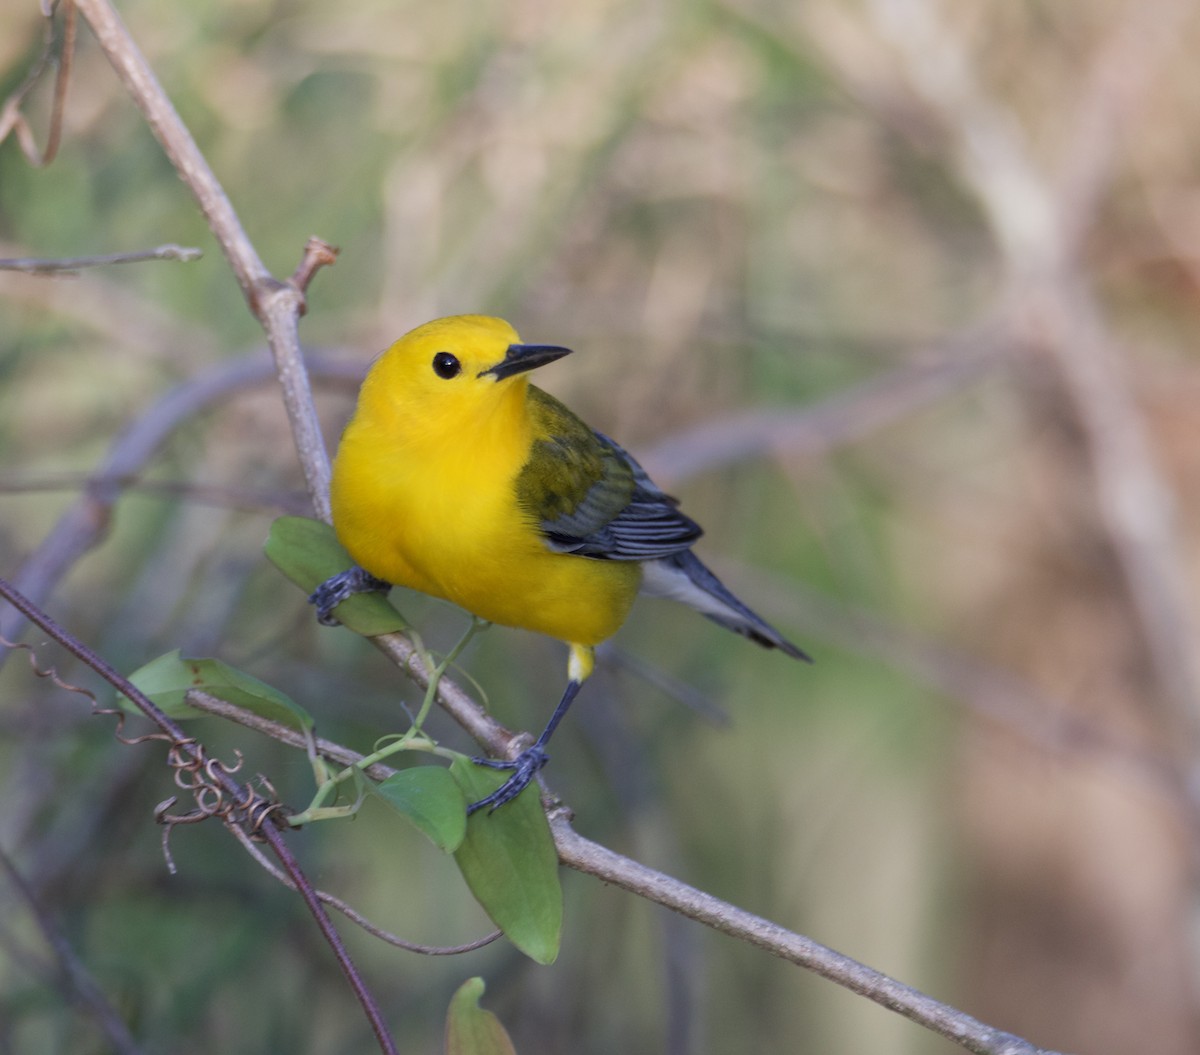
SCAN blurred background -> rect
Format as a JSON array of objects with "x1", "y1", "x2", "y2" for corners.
[{"x1": 2, "y1": 0, "x2": 1199, "y2": 1052}]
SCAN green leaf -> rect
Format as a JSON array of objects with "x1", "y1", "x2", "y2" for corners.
[
  {"x1": 444, "y1": 977, "x2": 517, "y2": 1055},
  {"x1": 450, "y1": 757, "x2": 562, "y2": 965},
  {"x1": 264, "y1": 515, "x2": 407, "y2": 636},
  {"x1": 376, "y1": 766, "x2": 468, "y2": 852},
  {"x1": 122, "y1": 650, "x2": 313, "y2": 730}
]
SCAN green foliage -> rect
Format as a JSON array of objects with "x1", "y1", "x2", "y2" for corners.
[
  {"x1": 123, "y1": 649, "x2": 313, "y2": 728},
  {"x1": 451, "y1": 757, "x2": 563, "y2": 965},
  {"x1": 376, "y1": 766, "x2": 467, "y2": 853},
  {"x1": 444, "y1": 978, "x2": 518, "y2": 1055},
  {"x1": 265, "y1": 516, "x2": 408, "y2": 636}
]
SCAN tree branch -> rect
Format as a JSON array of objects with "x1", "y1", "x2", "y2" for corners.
[
  {"x1": 74, "y1": 0, "x2": 333, "y2": 518},
  {"x1": 191, "y1": 691, "x2": 1066, "y2": 1055},
  {"x1": 0, "y1": 244, "x2": 202, "y2": 272}
]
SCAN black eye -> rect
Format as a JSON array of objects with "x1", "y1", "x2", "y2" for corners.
[{"x1": 432, "y1": 352, "x2": 461, "y2": 379}]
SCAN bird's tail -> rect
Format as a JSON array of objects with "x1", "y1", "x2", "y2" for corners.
[{"x1": 640, "y1": 551, "x2": 811, "y2": 662}]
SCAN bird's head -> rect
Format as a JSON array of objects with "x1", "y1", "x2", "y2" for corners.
[{"x1": 361, "y1": 315, "x2": 573, "y2": 424}]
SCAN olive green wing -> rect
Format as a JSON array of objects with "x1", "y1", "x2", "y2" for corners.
[{"x1": 517, "y1": 387, "x2": 701, "y2": 560}]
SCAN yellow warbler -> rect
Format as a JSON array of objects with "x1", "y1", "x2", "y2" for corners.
[{"x1": 312, "y1": 315, "x2": 807, "y2": 812}]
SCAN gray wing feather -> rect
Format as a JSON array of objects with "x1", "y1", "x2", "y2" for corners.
[{"x1": 542, "y1": 431, "x2": 702, "y2": 561}]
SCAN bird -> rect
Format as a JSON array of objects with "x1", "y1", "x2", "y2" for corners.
[{"x1": 310, "y1": 315, "x2": 809, "y2": 813}]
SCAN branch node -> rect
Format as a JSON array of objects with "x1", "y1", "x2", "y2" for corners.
[{"x1": 288, "y1": 236, "x2": 340, "y2": 310}]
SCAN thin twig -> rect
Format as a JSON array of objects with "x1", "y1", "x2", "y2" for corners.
[
  {"x1": 185, "y1": 690, "x2": 399, "y2": 780},
  {"x1": 225, "y1": 822, "x2": 501, "y2": 956},
  {"x1": 0, "y1": 244, "x2": 202, "y2": 272},
  {"x1": 0, "y1": 0, "x2": 75, "y2": 167}
]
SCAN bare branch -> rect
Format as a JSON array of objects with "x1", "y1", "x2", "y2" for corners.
[
  {"x1": 551, "y1": 814, "x2": 1063, "y2": 1055},
  {"x1": 289, "y1": 236, "x2": 341, "y2": 301},
  {"x1": 74, "y1": 0, "x2": 333, "y2": 517},
  {"x1": 193, "y1": 689, "x2": 1064, "y2": 1055},
  {"x1": 642, "y1": 321, "x2": 1003, "y2": 484},
  {"x1": 0, "y1": 0, "x2": 74, "y2": 167},
  {"x1": 0, "y1": 244, "x2": 202, "y2": 272}
]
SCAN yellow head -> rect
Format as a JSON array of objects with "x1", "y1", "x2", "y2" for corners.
[{"x1": 354, "y1": 315, "x2": 573, "y2": 441}]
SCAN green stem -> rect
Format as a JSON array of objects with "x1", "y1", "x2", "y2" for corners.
[{"x1": 288, "y1": 618, "x2": 488, "y2": 825}]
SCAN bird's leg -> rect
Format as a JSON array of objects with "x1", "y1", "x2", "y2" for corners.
[
  {"x1": 466, "y1": 677, "x2": 584, "y2": 815},
  {"x1": 308, "y1": 565, "x2": 392, "y2": 625}
]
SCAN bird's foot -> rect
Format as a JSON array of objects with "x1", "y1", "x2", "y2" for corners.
[
  {"x1": 308, "y1": 566, "x2": 391, "y2": 626},
  {"x1": 466, "y1": 747, "x2": 549, "y2": 815}
]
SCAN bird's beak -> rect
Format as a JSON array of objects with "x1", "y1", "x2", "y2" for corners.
[{"x1": 479, "y1": 343, "x2": 574, "y2": 380}]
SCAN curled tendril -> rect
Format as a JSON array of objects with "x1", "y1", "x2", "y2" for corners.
[
  {"x1": 156, "y1": 743, "x2": 285, "y2": 871},
  {"x1": 0, "y1": 633, "x2": 181, "y2": 747},
  {"x1": 1, "y1": 634, "x2": 286, "y2": 871}
]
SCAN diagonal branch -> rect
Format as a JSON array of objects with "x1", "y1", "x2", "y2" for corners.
[
  {"x1": 74, "y1": 0, "x2": 332, "y2": 517},
  {"x1": 186, "y1": 690, "x2": 1066, "y2": 1055}
]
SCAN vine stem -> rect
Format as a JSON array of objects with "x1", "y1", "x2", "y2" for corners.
[{"x1": 1, "y1": 577, "x2": 396, "y2": 1055}]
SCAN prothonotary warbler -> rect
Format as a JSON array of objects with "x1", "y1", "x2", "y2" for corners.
[{"x1": 311, "y1": 315, "x2": 809, "y2": 813}]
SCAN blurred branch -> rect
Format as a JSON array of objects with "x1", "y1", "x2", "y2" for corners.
[
  {"x1": 849, "y1": 0, "x2": 1200, "y2": 752},
  {"x1": 0, "y1": 472, "x2": 308, "y2": 515},
  {"x1": 0, "y1": 0, "x2": 74, "y2": 167},
  {"x1": 641, "y1": 321, "x2": 1003, "y2": 484},
  {"x1": 738, "y1": 563, "x2": 1200, "y2": 833},
  {"x1": 0, "y1": 844, "x2": 144, "y2": 1055},
  {"x1": 0, "y1": 244, "x2": 202, "y2": 272},
  {"x1": 1056, "y1": 0, "x2": 1195, "y2": 252},
  {"x1": 0, "y1": 356, "x2": 353, "y2": 654}
]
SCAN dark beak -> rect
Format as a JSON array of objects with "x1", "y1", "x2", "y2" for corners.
[{"x1": 480, "y1": 343, "x2": 574, "y2": 380}]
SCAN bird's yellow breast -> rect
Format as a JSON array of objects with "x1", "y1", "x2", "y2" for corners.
[{"x1": 329, "y1": 375, "x2": 640, "y2": 647}]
